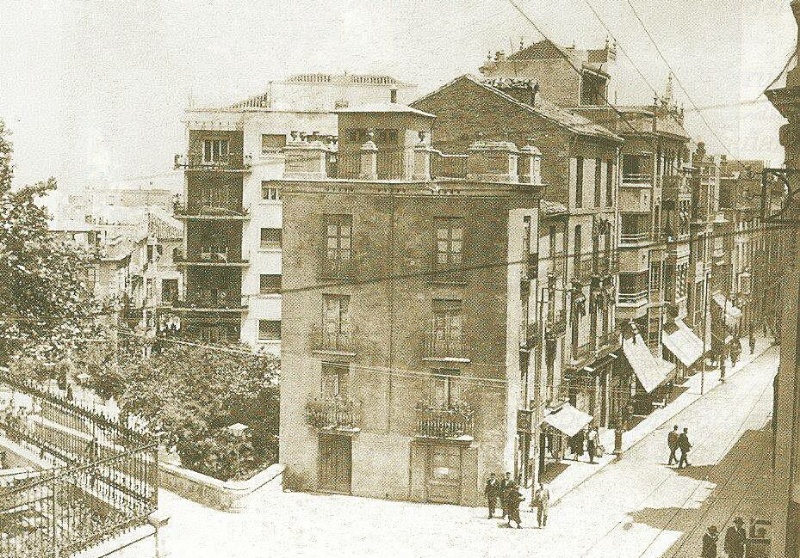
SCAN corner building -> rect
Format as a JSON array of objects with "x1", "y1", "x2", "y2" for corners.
[{"x1": 275, "y1": 103, "x2": 545, "y2": 505}]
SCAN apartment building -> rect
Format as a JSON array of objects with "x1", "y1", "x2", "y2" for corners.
[
  {"x1": 173, "y1": 74, "x2": 416, "y2": 351},
  {"x1": 274, "y1": 102, "x2": 547, "y2": 505}
]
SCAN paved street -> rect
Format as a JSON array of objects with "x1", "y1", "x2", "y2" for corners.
[{"x1": 145, "y1": 345, "x2": 780, "y2": 558}]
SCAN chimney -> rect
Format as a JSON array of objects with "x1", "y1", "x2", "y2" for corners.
[{"x1": 390, "y1": 89, "x2": 398, "y2": 103}]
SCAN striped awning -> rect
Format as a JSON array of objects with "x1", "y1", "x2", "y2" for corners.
[{"x1": 662, "y1": 319, "x2": 704, "y2": 368}]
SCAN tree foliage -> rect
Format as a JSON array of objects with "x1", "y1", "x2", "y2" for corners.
[
  {"x1": 0, "y1": 119, "x2": 97, "y2": 363},
  {"x1": 107, "y1": 336, "x2": 280, "y2": 481}
]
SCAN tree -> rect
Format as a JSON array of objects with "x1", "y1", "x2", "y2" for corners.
[
  {"x1": 0, "y1": 119, "x2": 97, "y2": 363},
  {"x1": 114, "y1": 338, "x2": 280, "y2": 481}
]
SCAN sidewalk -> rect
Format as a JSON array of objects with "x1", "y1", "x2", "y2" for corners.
[{"x1": 530, "y1": 334, "x2": 775, "y2": 509}]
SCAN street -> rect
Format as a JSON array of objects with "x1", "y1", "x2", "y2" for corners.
[{"x1": 148, "y1": 346, "x2": 780, "y2": 558}]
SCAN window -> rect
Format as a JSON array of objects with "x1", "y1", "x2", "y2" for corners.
[
  {"x1": 594, "y1": 158, "x2": 602, "y2": 207},
  {"x1": 161, "y1": 279, "x2": 178, "y2": 304},
  {"x1": 345, "y1": 129, "x2": 369, "y2": 144},
  {"x1": 200, "y1": 184, "x2": 232, "y2": 209},
  {"x1": 261, "y1": 134, "x2": 286, "y2": 154},
  {"x1": 322, "y1": 295, "x2": 350, "y2": 347},
  {"x1": 434, "y1": 218, "x2": 464, "y2": 269},
  {"x1": 431, "y1": 299, "x2": 463, "y2": 355},
  {"x1": 258, "y1": 320, "x2": 281, "y2": 341},
  {"x1": 203, "y1": 139, "x2": 229, "y2": 164},
  {"x1": 322, "y1": 363, "x2": 349, "y2": 399},
  {"x1": 324, "y1": 214, "x2": 353, "y2": 276},
  {"x1": 260, "y1": 274, "x2": 281, "y2": 295},
  {"x1": 260, "y1": 228, "x2": 282, "y2": 249},
  {"x1": 575, "y1": 157, "x2": 584, "y2": 208},
  {"x1": 261, "y1": 182, "x2": 280, "y2": 200},
  {"x1": 430, "y1": 369, "x2": 460, "y2": 409},
  {"x1": 375, "y1": 129, "x2": 399, "y2": 144},
  {"x1": 605, "y1": 160, "x2": 614, "y2": 207},
  {"x1": 147, "y1": 244, "x2": 163, "y2": 263}
]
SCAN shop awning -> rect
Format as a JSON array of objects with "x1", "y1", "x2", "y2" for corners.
[
  {"x1": 713, "y1": 293, "x2": 742, "y2": 328},
  {"x1": 540, "y1": 404, "x2": 593, "y2": 437},
  {"x1": 661, "y1": 319, "x2": 704, "y2": 368},
  {"x1": 622, "y1": 333, "x2": 677, "y2": 393}
]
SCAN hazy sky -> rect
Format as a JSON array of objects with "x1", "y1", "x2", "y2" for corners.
[{"x1": 0, "y1": 0, "x2": 796, "y2": 197}]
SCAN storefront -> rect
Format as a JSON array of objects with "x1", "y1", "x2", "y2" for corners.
[{"x1": 537, "y1": 403, "x2": 593, "y2": 479}]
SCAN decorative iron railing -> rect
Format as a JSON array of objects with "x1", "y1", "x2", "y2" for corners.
[
  {"x1": 423, "y1": 332, "x2": 467, "y2": 360},
  {"x1": 309, "y1": 324, "x2": 357, "y2": 354},
  {"x1": 415, "y1": 404, "x2": 474, "y2": 438},
  {"x1": 304, "y1": 397, "x2": 362, "y2": 430}
]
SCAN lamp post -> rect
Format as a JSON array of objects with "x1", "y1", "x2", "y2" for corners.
[{"x1": 701, "y1": 269, "x2": 711, "y2": 395}]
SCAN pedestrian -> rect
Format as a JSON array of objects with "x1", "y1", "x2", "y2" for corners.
[
  {"x1": 702, "y1": 525, "x2": 719, "y2": 558},
  {"x1": 678, "y1": 427, "x2": 692, "y2": 468},
  {"x1": 503, "y1": 482, "x2": 524, "y2": 529},
  {"x1": 532, "y1": 482, "x2": 551, "y2": 528},
  {"x1": 749, "y1": 330, "x2": 756, "y2": 355},
  {"x1": 499, "y1": 471, "x2": 512, "y2": 519},
  {"x1": 484, "y1": 472, "x2": 500, "y2": 519},
  {"x1": 723, "y1": 517, "x2": 747, "y2": 558},
  {"x1": 667, "y1": 424, "x2": 680, "y2": 465},
  {"x1": 587, "y1": 426, "x2": 599, "y2": 464},
  {"x1": 571, "y1": 428, "x2": 585, "y2": 461},
  {"x1": 731, "y1": 339, "x2": 741, "y2": 368},
  {"x1": 720, "y1": 359, "x2": 727, "y2": 383}
]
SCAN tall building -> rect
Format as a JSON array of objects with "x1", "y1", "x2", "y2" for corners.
[
  {"x1": 274, "y1": 101, "x2": 547, "y2": 505},
  {"x1": 765, "y1": 1, "x2": 800, "y2": 554},
  {"x1": 173, "y1": 74, "x2": 416, "y2": 351}
]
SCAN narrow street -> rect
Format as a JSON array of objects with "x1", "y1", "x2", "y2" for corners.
[{"x1": 150, "y1": 346, "x2": 780, "y2": 558}]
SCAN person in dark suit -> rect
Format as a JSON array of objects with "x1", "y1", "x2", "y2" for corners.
[
  {"x1": 499, "y1": 472, "x2": 512, "y2": 519},
  {"x1": 503, "y1": 482, "x2": 524, "y2": 529},
  {"x1": 484, "y1": 473, "x2": 500, "y2": 518},
  {"x1": 571, "y1": 429, "x2": 585, "y2": 461},
  {"x1": 677, "y1": 427, "x2": 692, "y2": 468},
  {"x1": 667, "y1": 425, "x2": 680, "y2": 465},
  {"x1": 724, "y1": 517, "x2": 747, "y2": 558},
  {"x1": 702, "y1": 525, "x2": 719, "y2": 557}
]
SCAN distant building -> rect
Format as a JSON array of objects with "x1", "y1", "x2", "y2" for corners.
[
  {"x1": 174, "y1": 73, "x2": 416, "y2": 352},
  {"x1": 273, "y1": 101, "x2": 545, "y2": 505}
]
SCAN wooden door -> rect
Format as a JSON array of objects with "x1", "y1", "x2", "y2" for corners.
[
  {"x1": 426, "y1": 444, "x2": 461, "y2": 504},
  {"x1": 318, "y1": 435, "x2": 352, "y2": 494}
]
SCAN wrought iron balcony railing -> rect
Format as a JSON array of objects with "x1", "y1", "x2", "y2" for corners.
[
  {"x1": 617, "y1": 290, "x2": 649, "y2": 305},
  {"x1": 174, "y1": 248, "x2": 250, "y2": 266},
  {"x1": 423, "y1": 331, "x2": 467, "y2": 361},
  {"x1": 571, "y1": 342, "x2": 592, "y2": 363},
  {"x1": 415, "y1": 403, "x2": 474, "y2": 439},
  {"x1": 310, "y1": 324, "x2": 356, "y2": 354},
  {"x1": 174, "y1": 153, "x2": 252, "y2": 171},
  {"x1": 572, "y1": 256, "x2": 594, "y2": 284},
  {"x1": 597, "y1": 331, "x2": 621, "y2": 353},
  {"x1": 173, "y1": 202, "x2": 250, "y2": 219},
  {"x1": 304, "y1": 397, "x2": 362, "y2": 430},
  {"x1": 546, "y1": 310, "x2": 567, "y2": 338},
  {"x1": 622, "y1": 173, "x2": 653, "y2": 185},
  {"x1": 620, "y1": 231, "x2": 652, "y2": 245},
  {"x1": 174, "y1": 294, "x2": 247, "y2": 311}
]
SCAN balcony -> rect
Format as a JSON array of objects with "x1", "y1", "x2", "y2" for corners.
[
  {"x1": 622, "y1": 173, "x2": 653, "y2": 186},
  {"x1": 620, "y1": 231, "x2": 652, "y2": 245},
  {"x1": 174, "y1": 248, "x2": 250, "y2": 267},
  {"x1": 423, "y1": 332, "x2": 468, "y2": 362},
  {"x1": 593, "y1": 252, "x2": 619, "y2": 277},
  {"x1": 571, "y1": 342, "x2": 592, "y2": 363},
  {"x1": 519, "y1": 321, "x2": 540, "y2": 350},
  {"x1": 415, "y1": 403, "x2": 474, "y2": 440},
  {"x1": 174, "y1": 153, "x2": 252, "y2": 172},
  {"x1": 595, "y1": 331, "x2": 620, "y2": 357},
  {"x1": 546, "y1": 310, "x2": 567, "y2": 338},
  {"x1": 310, "y1": 324, "x2": 356, "y2": 356},
  {"x1": 617, "y1": 290, "x2": 649, "y2": 306},
  {"x1": 305, "y1": 397, "x2": 362, "y2": 431},
  {"x1": 547, "y1": 256, "x2": 566, "y2": 278},
  {"x1": 174, "y1": 202, "x2": 250, "y2": 220},
  {"x1": 174, "y1": 293, "x2": 247, "y2": 312}
]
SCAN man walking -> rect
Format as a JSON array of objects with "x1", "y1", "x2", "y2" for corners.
[
  {"x1": 723, "y1": 517, "x2": 747, "y2": 558},
  {"x1": 503, "y1": 482, "x2": 524, "y2": 529},
  {"x1": 667, "y1": 425, "x2": 680, "y2": 465},
  {"x1": 702, "y1": 525, "x2": 719, "y2": 557},
  {"x1": 499, "y1": 472, "x2": 512, "y2": 519},
  {"x1": 587, "y1": 426, "x2": 599, "y2": 464},
  {"x1": 484, "y1": 473, "x2": 500, "y2": 519},
  {"x1": 678, "y1": 427, "x2": 692, "y2": 468},
  {"x1": 749, "y1": 323, "x2": 756, "y2": 355},
  {"x1": 532, "y1": 482, "x2": 551, "y2": 528},
  {"x1": 571, "y1": 428, "x2": 585, "y2": 461}
]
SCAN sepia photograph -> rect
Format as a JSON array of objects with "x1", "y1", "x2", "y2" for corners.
[{"x1": 1, "y1": 1, "x2": 800, "y2": 556}]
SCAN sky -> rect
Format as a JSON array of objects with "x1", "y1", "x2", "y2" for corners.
[{"x1": 0, "y1": 0, "x2": 797, "y2": 200}]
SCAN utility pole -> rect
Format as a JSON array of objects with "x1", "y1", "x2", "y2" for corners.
[{"x1": 701, "y1": 269, "x2": 710, "y2": 395}]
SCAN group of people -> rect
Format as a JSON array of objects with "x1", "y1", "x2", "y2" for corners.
[
  {"x1": 484, "y1": 472, "x2": 551, "y2": 529},
  {"x1": 666, "y1": 425, "x2": 693, "y2": 468},
  {"x1": 569, "y1": 425, "x2": 602, "y2": 464},
  {"x1": 702, "y1": 517, "x2": 747, "y2": 558}
]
